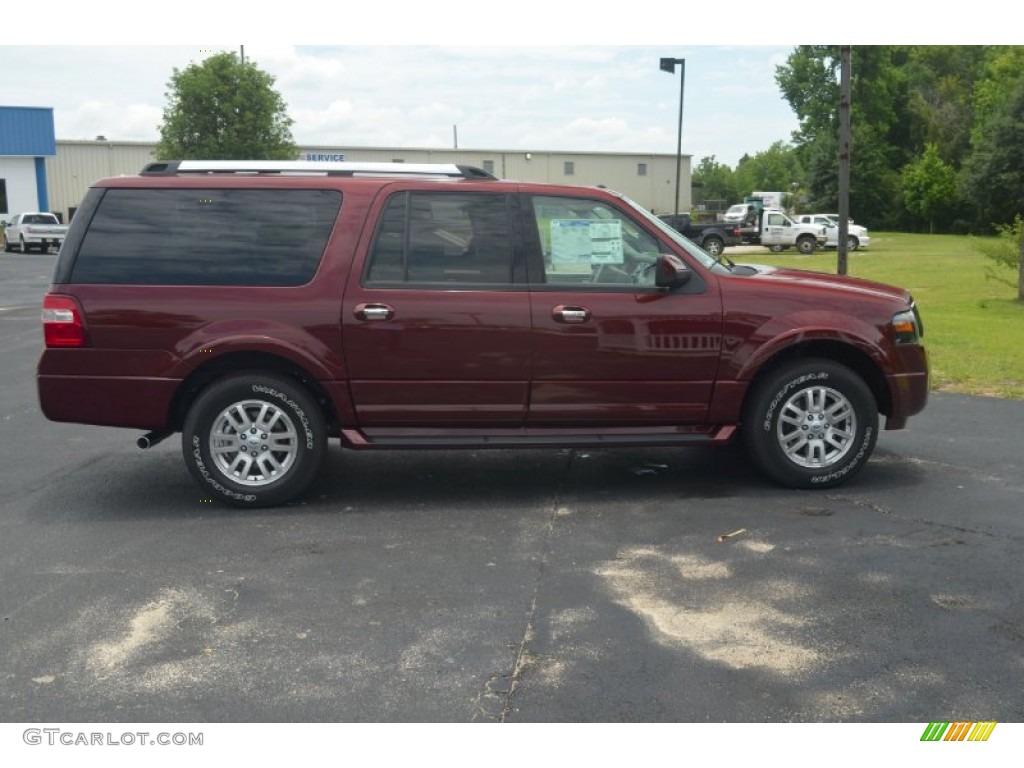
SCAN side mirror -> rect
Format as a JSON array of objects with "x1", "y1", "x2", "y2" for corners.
[{"x1": 655, "y1": 253, "x2": 692, "y2": 289}]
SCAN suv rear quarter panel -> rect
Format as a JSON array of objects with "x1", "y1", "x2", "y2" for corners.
[{"x1": 38, "y1": 176, "x2": 387, "y2": 431}]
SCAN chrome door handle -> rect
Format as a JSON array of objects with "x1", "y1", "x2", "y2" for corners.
[
  {"x1": 553, "y1": 305, "x2": 590, "y2": 324},
  {"x1": 354, "y1": 303, "x2": 394, "y2": 321}
]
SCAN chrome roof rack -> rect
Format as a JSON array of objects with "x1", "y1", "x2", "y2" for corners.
[{"x1": 140, "y1": 160, "x2": 496, "y2": 180}]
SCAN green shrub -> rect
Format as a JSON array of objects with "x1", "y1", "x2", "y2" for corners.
[{"x1": 972, "y1": 215, "x2": 1024, "y2": 293}]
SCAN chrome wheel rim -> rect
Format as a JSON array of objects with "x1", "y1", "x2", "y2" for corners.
[
  {"x1": 776, "y1": 386, "x2": 857, "y2": 468},
  {"x1": 209, "y1": 400, "x2": 298, "y2": 486}
]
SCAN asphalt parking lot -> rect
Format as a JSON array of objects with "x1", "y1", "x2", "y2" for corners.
[{"x1": 1, "y1": 249, "x2": 1023, "y2": 722}]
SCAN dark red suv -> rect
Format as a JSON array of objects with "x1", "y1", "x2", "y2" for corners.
[{"x1": 38, "y1": 160, "x2": 928, "y2": 506}]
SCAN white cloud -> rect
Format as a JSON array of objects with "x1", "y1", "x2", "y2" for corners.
[
  {"x1": 58, "y1": 102, "x2": 163, "y2": 142},
  {"x1": 0, "y1": 45, "x2": 801, "y2": 165}
]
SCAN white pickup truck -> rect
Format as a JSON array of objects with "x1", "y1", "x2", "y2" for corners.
[
  {"x1": 796, "y1": 213, "x2": 871, "y2": 251},
  {"x1": 3, "y1": 212, "x2": 69, "y2": 253},
  {"x1": 741, "y1": 209, "x2": 827, "y2": 254}
]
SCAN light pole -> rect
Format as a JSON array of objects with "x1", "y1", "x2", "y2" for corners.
[{"x1": 660, "y1": 57, "x2": 685, "y2": 215}]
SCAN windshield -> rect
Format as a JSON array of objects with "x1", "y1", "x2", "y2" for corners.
[
  {"x1": 617, "y1": 194, "x2": 730, "y2": 273},
  {"x1": 725, "y1": 204, "x2": 747, "y2": 217}
]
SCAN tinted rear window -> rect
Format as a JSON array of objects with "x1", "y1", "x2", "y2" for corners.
[{"x1": 70, "y1": 188, "x2": 341, "y2": 286}]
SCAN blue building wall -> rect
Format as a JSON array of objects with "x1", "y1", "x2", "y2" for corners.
[
  {"x1": 0, "y1": 107, "x2": 57, "y2": 156},
  {"x1": 0, "y1": 106, "x2": 57, "y2": 212}
]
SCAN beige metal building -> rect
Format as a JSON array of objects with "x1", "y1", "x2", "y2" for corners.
[{"x1": 46, "y1": 140, "x2": 691, "y2": 222}]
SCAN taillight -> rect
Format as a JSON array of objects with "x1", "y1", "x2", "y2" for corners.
[{"x1": 42, "y1": 294, "x2": 88, "y2": 348}]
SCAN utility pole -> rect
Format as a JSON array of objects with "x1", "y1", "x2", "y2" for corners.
[
  {"x1": 240, "y1": 45, "x2": 245, "y2": 65},
  {"x1": 838, "y1": 46, "x2": 851, "y2": 276},
  {"x1": 660, "y1": 57, "x2": 686, "y2": 216}
]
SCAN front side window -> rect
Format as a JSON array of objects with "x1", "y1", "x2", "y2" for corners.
[
  {"x1": 71, "y1": 188, "x2": 341, "y2": 286},
  {"x1": 366, "y1": 192, "x2": 514, "y2": 286},
  {"x1": 530, "y1": 196, "x2": 662, "y2": 288}
]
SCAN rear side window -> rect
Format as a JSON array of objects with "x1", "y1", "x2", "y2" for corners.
[
  {"x1": 70, "y1": 188, "x2": 341, "y2": 286},
  {"x1": 365, "y1": 191, "x2": 515, "y2": 286}
]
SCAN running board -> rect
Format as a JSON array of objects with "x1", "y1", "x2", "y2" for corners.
[{"x1": 341, "y1": 425, "x2": 736, "y2": 449}]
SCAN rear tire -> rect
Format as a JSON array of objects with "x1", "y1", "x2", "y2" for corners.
[
  {"x1": 182, "y1": 373, "x2": 326, "y2": 507},
  {"x1": 703, "y1": 235, "x2": 724, "y2": 257},
  {"x1": 769, "y1": 244, "x2": 785, "y2": 253},
  {"x1": 742, "y1": 359, "x2": 878, "y2": 489}
]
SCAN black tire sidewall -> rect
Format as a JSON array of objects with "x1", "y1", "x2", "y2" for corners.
[
  {"x1": 182, "y1": 374, "x2": 325, "y2": 507},
  {"x1": 704, "y1": 236, "x2": 723, "y2": 255},
  {"x1": 797, "y1": 237, "x2": 815, "y2": 254},
  {"x1": 744, "y1": 360, "x2": 878, "y2": 489}
]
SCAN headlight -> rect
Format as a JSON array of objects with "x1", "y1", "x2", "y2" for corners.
[{"x1": 892, "y1": 306, "x2": 922, "y2": 344}]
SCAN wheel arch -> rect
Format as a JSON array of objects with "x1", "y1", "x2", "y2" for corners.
[
  {"x1": 743, "y1": 339, "x2": 891, "y2": 419},
  {"x1": 169, "y1": 351, "x2": 342, "y2": 436}
]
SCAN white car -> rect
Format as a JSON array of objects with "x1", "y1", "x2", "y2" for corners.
[
  {"x1": 3, "y1": 212, "x2": 69, "y2": 253},
  {"x1": 722, "y1": 202, "x2": 760, "y2": 226},
  {"x1": 796, "y1": 214, "x2": 870, "y2": 251}
]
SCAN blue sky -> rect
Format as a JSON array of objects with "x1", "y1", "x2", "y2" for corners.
[
  {"x1": 1, "y1": 45, "x2": 798, "y2": 167},
  {"x1": 1, "y1": 4, "x2": 1012, "y2": 169}
]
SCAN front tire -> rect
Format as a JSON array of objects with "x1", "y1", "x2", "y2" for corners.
[
  {"x1": 742, "y1": 359, "x2": 878, "y2": 489},
  {"x1": 182, "y1": 373, "x2": 326, "y2": 507},
  {"x1": 847, "y1": 236, "x2": 860, "y2": 251},
  {"x1": 797, "y1": 236, "x2": 816, "y2": 255}
]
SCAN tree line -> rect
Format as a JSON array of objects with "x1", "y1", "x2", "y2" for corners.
[{"x1": 693, "y1": 46, "x2": 1024, "y2": 235}]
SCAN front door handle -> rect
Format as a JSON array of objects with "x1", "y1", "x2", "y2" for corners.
[
  {"x1": 552, "y1": 305, "x2": 591, "y2": 324},
  {"x1": 354, "y1": 303, "x2": 395, "y2": 321}
]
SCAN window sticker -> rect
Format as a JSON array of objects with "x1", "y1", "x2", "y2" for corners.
[
  {"x1": 589, "y1": 220, "x2": 624, "y2": 264},
  {"x1": 549, "y1": 219, "x2": 624, "y2": 274}
]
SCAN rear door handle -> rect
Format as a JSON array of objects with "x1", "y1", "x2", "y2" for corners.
[
  {"x1": 354, "y1": 303, "x2": 395, "y2": 321},
  {"x1": 552, "y1": 305, "x2": 591, "y2": 324}
]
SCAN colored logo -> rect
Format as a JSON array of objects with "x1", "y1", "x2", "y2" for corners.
[{"x1": 921, "y1": 722, "x2": 997, "y2": 741}]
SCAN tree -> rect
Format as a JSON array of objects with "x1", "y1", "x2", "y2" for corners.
[
  {"x1": 961, "y1": 78, "x2": 1024, "y2": 229},
  {"x1": 156, "y1": 52, "x2": 297, "y2": 161},
  {"x1": 733, "y1": 141, "x2": 803, "y2": 203},
  {"x1": 904, "y1": 46, "x2": 988, "y2": 168},
  {"x1": 901, "y1": 143, "x2": 957, "y2": 233},
  {"x1": 691, "y1": 155, "x2": 738, "y2": 208},
  {"x1": 776, "y1": 46, "x2": 912, "y2": 227},
  {"x1": 971, "y1": 46, "x2": 1024, "y2": 146},
  {"x1": 962, "y1": 78, "x2": 1024, "y2": 300}
]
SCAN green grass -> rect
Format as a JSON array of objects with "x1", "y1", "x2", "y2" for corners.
[{"x1": 746, "y1": 232, "x2": 1024, "y2": 399}]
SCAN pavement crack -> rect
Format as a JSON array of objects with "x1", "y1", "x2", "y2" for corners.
[
  {"x1": 472, "y1": 449, "x2": 574, "y2": 722},
  {"x1": 825, "y1": 493, "x2": 1005, "y2": 540}
]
